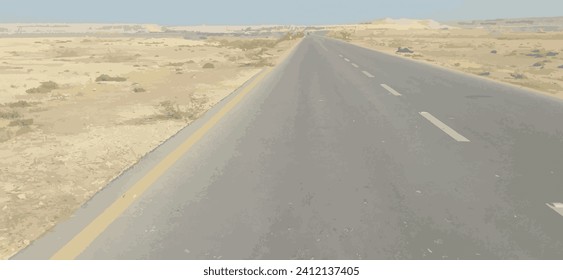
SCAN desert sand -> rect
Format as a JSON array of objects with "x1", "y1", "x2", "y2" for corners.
[
  {"x1": 328, "y1": 18, "x2": 563, "y2": 98},
  {"x1": 0, "y1": 29, "x2": 302, "y2": 259}
]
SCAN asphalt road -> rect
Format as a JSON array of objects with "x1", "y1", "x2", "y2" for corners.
[{"x1": 15, "y1": 36, "x2": 563, "y2": 259}]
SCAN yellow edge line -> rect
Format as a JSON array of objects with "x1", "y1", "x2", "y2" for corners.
[{"x1": 51, "y1": 67, "x2": 273, "y2": 260}]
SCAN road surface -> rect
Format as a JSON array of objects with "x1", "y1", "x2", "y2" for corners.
[{"x1": 15, "y1": 36, "x2": 563, "y2": 259}]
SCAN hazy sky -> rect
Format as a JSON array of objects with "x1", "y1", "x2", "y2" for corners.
[{"x1": 1, "y1": 0, "x2": 561, "y2": 25}]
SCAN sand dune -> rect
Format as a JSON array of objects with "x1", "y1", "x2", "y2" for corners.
[{"x1": 366, "y1": 18, "x2": 454, "y2": 30}]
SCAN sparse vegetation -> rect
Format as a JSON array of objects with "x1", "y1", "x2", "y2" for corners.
[
  {"x1": 339, "y1": 30, "x2": 353, "y2": 40},
  {"x1": 184, "y1": 96, "x2": 208, "y2": 120},
  {"x1": 527, "y1": 52, "x2": 543, "y2": 58},
  {"x1": 158, "y1": 100, "x2": 185, "y2": 120},
  {"x1": 168, "y1": 62, "x2": 185, "y2": 67},
  {"x1": 56, "y1": 49, "x2": 80, "y2": 57},
  {"x1": 215, "y1": 32, "x2": 302, "y2": 52},
  {"x1": 133, "y1": 87, "x2": 146, "y2": 93},
  {"x1": 276, "y1": 32, "x2": 305, "y2": 43},
  {"x1": 328, "y1": 19, "x2": 563, "y2": 96},
  {"x1": 8, "y1": 118, "x2": 33, "y2": 126},
  {"x1": 5, "y1": 100, "x2": 38, "y2": 108},
  {"x1": 511, "y1": 73, "x2": 527, "y2": 79},
  {"x1": 217, "y1": 39, "x2": 277, "y2": 51},
  {"x1": 0, "y1": 33, "x2": 299, "y2": 260},
  {"x1": 26, "y1": 81, "x2": 59, "y2": 94},
  {"x1": 202, "y1": 63, "x2": 215, "y2": 69},
  {"x1": 156, "y1": 96, "x2": 208, "y2": 121},
  {"x1": 240, "y1": 59, "x2": 273, "y2": 67},
  {"x1": 100, "y1": 52, "x2": 137, "y2": 63},
  {"x1": 532, "y1": 61, "x2": 545, "y2": 67},
  {"x1": 0, "y1": 109, "x2": 21, "y2": 119},
  {"x1": 397, "y1": 47, "x2": 414, "y2": 54},
  {"x1": 95, "y1": 74, "x2": 127, "y2": 82}
]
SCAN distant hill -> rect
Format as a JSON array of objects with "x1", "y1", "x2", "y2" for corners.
[
  {"x1": 446, "y1": 16, "x2": 563, "y2": 32},
  {"x1": 0, "y1": 23, "x2": 165, "y2": 35},
  {"x1": 0, "y1": 23, "x2": 301, "y2": 36},
  {"x1": 360, "y1": 18, "x2": 454, "y2": 30}
]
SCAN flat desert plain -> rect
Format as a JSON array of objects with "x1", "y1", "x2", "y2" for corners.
[
  {"x1": 328, "y1": 18, "x2": 563, "y2": 98},
  {"x1": 0, "y1": 28, "x2": 302, "y2": 259}
]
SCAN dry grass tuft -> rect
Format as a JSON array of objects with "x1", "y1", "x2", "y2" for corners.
[
  {"x1": 157, "y1": 101, "x2": 184, "y2": 120},
  {"x1": 95, "y1": 74, "x2": 127, "y2": 82},
  {"x1": 26, "y1": 81, "x2": 59, "y2": 94},
  {"x1": 0, "y1": 109, "x2": 21, "y2": 119},
  {"x1": 133, "y1": 87, "x2": 146, "y2": 93},
  {"x1": 9, "y1": 118, "x2": 33, "y2": 126},
  {"x1": 5, "y1": 100, "x2": 39, "y2": 108}
]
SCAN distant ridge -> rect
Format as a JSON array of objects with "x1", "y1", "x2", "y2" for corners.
[
  {"x1": 446, "y1": 16, "x2": 563, "y2": 32},
  {"x1": 362, "y1": 18, "x2": 454, "y2": 30},
  {"x1": 0, "y1": 23, "x2": 165, "y2": 34}
]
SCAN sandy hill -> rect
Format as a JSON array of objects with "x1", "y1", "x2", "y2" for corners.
[{"x1": 364, "y1": 18, "x2": 454, "y2": 30}]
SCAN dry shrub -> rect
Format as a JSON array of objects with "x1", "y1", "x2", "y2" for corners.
[
  {"x1": 0, "y1": 109, "x2": 21, "y2": 119},
  {"x1": 215, "y1": 32, "x2": 302, "y2": 51},
  {"x1": 5, "y1": 100, "x2": 38, "y2": 108},
  {"x1": 26, "y1": 81, "x2": 59, "y2": 94},
  {"x1": 158, "y1": 101, "x2": 184, "y2": 120},
  {"x1": 157, "y1": 97, "x2": 208, "y2": 121},
  {"x1": 185, "y1": 96, "x2": 208, "y2": 120},
  {"x1": 56, "y1": 49, "x2": 80, "y2": 57},
  {"x1": 100, "y1": 52, "x2": 136, "y2": 63},
  {"x1": 133, "y1": 87, "x2": 146, "y2": 93},
  {"x1": 217, "y1": 39, "x2": 277, "y2": 51},
  {"x1": 240, "y1": 59, "x2": 273, "y2": 67},
  {"x1": 511, "y1": 73, "x2": 527, "y2": 79},
  {"x1": 168, "y1": 62, "x2": 185, "y2": 67},
  {"x1": 9, "y1": 118, "x2": 33, "y2": 126},
  {"x1": 95, "y1": 74, "x2": 127, "y2": 82}
]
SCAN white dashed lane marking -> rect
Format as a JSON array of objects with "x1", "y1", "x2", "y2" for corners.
[
  {"x1": 547, "y1": 203, "x2": 563, "y2": 217},
  {"x1": 351, "y1": 63, "x2": 359, "y2": 68},
  {"x1": 419, "y1": 112, "x2": 470, "y2": 142},
  {"x1": 381, "y1": 84, "x2": 402, "y2": 96},
  {"x1": 362, "y1": 71, "x2": 375, "y2": 78},
  {"x1": 344, "y1": 58, "x2": 350, "y2": 62}
]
